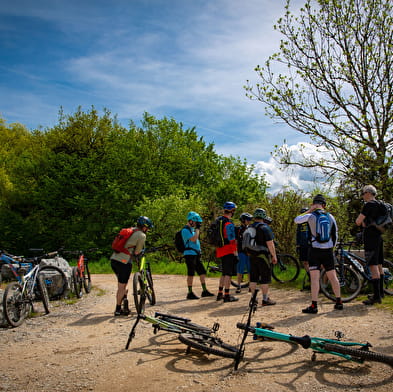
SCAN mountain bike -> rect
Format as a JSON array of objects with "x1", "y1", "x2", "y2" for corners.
[
  {"x1": 125, "y1": 311, "x2": 239, "y2": 359},
  {"x1": 234, "y1": 289, "x2": 393, "y2": 370},
  {"x1": 1, "y1": 250, "x2": 58, "y2": 327},
  {"x1": 320, "y1": 241, "x2": 393, "y2": 302}
]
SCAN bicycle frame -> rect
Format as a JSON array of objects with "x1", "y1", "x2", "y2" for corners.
[{"x1": 0, "y1": 252, "x2": 33, "y2": 283}]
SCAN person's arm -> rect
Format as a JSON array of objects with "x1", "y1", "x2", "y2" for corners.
[
  {"x1": 355, "y1": 213, "x2": 366, "y2": 227},
  {"x1": 266, "y1": 240, "x2": 277, "y2": 264}
]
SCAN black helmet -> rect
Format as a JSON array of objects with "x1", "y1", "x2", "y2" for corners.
[
  {"x1": 312, "y1": 194, "x2": 326, "y2": 205},
  {"x1": 239, "y1": 212, "x2": 252, "y2": 223},
  {"x1": 137, "y1": 216, "x2": 154, "y2": 229}
]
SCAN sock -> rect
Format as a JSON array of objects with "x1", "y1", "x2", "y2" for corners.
[
  {"x1": 312, "y1": 301, "x2": 318, "y2": 308},
  {"x1": 218, "y1": 286, "x2": 223, "y2": 294},
  {"x1": 336, "y1": 297, "x2": 342, "y2": 304},
  {"x1": 380, "y1": 275, "x2": 385, "y2": 297},
  {"x1": 224, "y1": 288, "x2": 230, "y2": 297},
  {"x1": 115, "y1": 304, "x2": 121, "y2": 312},
  {"x1": 201, "y1": 283, "x2": 207, "y2": 291},
  {"x1": 188, "y1": 286, "x2": 193, "y2": 294},
  {"x1": 372, "y1": 278, "x2": 381, "y2": 300}
]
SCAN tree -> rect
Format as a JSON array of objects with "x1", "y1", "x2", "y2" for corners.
[{"x1": 245, "y1": 0, "x2": 393, "y2": 201}]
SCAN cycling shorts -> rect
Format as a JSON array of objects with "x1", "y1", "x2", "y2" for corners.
[
  {"x1": 308, "y1": 248, "x2": 335, "y2": 272},
  {"x1": 220, "y1": 253, "x2": 237, "y2": 276},
  {"x1": 185, "y1": 254, "x2": 207, "y2": 276},
  {"x1": 249, "y1": 253, "x2": 272, "y2": 284},
  {"x1": 111, "y1": 259, "x2": 132, "y2": 284}
]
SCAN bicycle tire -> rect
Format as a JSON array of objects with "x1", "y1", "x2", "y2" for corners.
[
  {"x1": 272, "y1": 254, "x2": 300, "y2": 283},
  {"x1": 3, "y1": 282, "x2": 30, "y2": 327},
  {"x1": 82, "y1": 262, "x2": 92, "y2": 293},
  {"x1": 156, "y1": 314, "x2": 212, "y2": 334},
  {"x1": 323, "y1": 343, "x2": 393, "y2": 366},
  {"x1": 72, "y1": 267, "x2": 83, "y2": 299},
  {"x1": 145, "y1": 270, "x2": 156, "y2": 306},
  {"x1": 178, "y1": 332, "x2": 239, "y2": 359},
  {"x1": 230, "y1": 279, "x2": 250, "y2": 289},
  {"x1": 320, "y1": 265, "x2": 362, "y2": 303},
  {"x1": 37, "y1": 274, "x2": 50, "y2": 314},
  {"x1": 382, "y1": 259, "x2": 393, "y2": 296},
  {"x1": 133, "y1": 271, "x2": 146, "y2": 314},
  {"x1": 39, "y1": 265, "x2": 68, "y2": 299}
]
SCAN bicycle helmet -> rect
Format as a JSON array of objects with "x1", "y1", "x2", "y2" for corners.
[
  {"x1": 223, "y1": 201, "x2": 237, "y2": 211},
  {"x1": 300, "y1": 207, "x2": 308, "y2": 213},
  {"x1": 136, "y1": 216, "x2": 154, "y2": 229},
  {"x1": 187, "y1": 211, "x2": 203, "y2": 222},
  {"x1": 312, "y1": 194, "x2": 326, "y2": 205},
  {"x1": 253, "y1": 208, "x2": 268, "y2": 220},
  {"x1": 239, "y1": 212, "x2": 252, "y2": 222}
]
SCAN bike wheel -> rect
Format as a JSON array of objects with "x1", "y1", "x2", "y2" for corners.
[
  {"x1": 382, "y1": 259, "x2": 393, "y2": 296},
  {"x1": 178, "y1": 332, "x2": 239, "y2": 358},
  {"x1": 39, "y1": 265, "x2": 68, "y2": 299},
  {"x1": 320, "y1": 265, "x2": 362, "y2": 303},
  {"x1": 72, "y1": 267, "x2": 83, "y2": 299},
  {"x1": 230, "y1": 278, "x2": 250, "y2": 289},
  {"x1": 156, "y1": 313, "x2": 212, "y2": 334},
  {"x1": 37, "y1": 274, "x2": 50, "y2": 314},
  {"x1": 272, "y1": 254, "x2": 300, "y2": 283},
  {"x1": 82, "y1": 262, "x2": 92, "y2": 293},
  {"x1": 3, "y1": 282, "x2": 30, "y2": 327},
  {"x1": 145, "y1": 271, "x2": 156, "y2": 306},
  {"x1": 133, "y1": 272, "x2": 146, "y2": 314},
  {"x1": 323, "y1": 343, "x2": 393, "y2": 366}
]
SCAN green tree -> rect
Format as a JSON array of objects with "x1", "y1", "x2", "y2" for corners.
[{"x1": 245, "y1": 0, "x2": 393, "y2": 201}]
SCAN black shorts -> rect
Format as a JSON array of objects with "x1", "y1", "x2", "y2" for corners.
[
  {"x1": 308, "y1": 248, "x2": 335, "y2": 272},
  {"x1": 185, "y1": 254, "x2": 207, "y2": 276},
  {"x1": 364, "y1": 236, "x2": 383, "y2": 266},
  {"x1": 249, "y1": 253, "x2": 272, "y2": 284},
  {"x1": 220, "y1": 253, "x2": 237, "y2": 276},
  {"x1": 296, "y1": 246, "x2": 309, "y2": 263},
  {"x1": 111, "y1": 259, "x2": 132, "y2": 284}
]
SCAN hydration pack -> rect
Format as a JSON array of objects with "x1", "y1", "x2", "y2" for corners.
[
  {"x1": 112, "y1": 227, "x2": 135, "y2": 255},
  {"x1": 312, "y1": 210, "x2": 331, "y2": 243},
  {"x1": 242, "y1": 222, "x2": 268, "y2": 255}
]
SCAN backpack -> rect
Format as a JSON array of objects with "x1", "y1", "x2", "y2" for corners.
[
  {"x1": 174, "y1": 226, "x2": 193, "y2": 253},
  {"x1": 112, "y1": 227, "x2": 135, "y2": 255},
  {"x1": 370, "y1": 201, "x2": 393, "y2": 233},
  {"x1": 242, "y1": 222, "x2": 268, "y2": 255},
  {"x1": 312, "y1": 210, "x2": 331, "y2": 243},
  {"x1": 206, "y1": 217, "x2": 229, "y2": 247}
]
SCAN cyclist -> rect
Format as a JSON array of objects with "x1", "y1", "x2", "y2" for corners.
[
  {"x1": 294, "y1": 195, "x2": 343, "y2": 314},
  {"x1": 235, "y1": 212, "x2": 252, "y2": 293},
  {"x1": 247, "y1": 208, "x2": 277, "y2": 306},
  {"x1": 355, "y1": 185, "x2": 385, "y2": 305},
  {"x1": 182, "y1": 211, "x2": 214, "y2": 300},
  {"x1": 296, "y1": 207, "x2": 311, "y2": 289},
  {"x1": 215, "y1": 201, "x2": 239, "y2": 302},
  {"x1": 110, "y1": 216, "x2": 153, "y2": 316}
]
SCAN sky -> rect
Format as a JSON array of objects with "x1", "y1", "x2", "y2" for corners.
[{"x1": 0, "y1": 0, "x2": 319, "y2": 193}]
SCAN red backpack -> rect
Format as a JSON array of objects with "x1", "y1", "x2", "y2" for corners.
[{"x1": 112, "y1": 227, "x2": 136, "y2": 255}]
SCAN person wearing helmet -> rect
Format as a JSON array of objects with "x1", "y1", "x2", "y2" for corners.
[
  {"x1": 294, "y1": 195, "x2": 342, "y2": 314},
  {"x1": 182, "y1": 211, "x2": 214, "y2": 300},
  {"x1": 235, "y1": 213, "x2": 253, "y2": 293},
  {"x1": 296, "y1": 207, "x2": 311, "y2": 289},
  {"x1": 215, "y1": 201, "x2": 239, "y2": 302},
  {"x1": 110, "y1": 216, "x2": 153, "y2": 316},
  {"x1": 247, "y1": 208, "x2": 277, "y2": 306}
]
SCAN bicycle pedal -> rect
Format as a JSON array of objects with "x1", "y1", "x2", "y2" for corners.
[{"x1": 212, "y1": 322, "x2": 220, "y2": 332}]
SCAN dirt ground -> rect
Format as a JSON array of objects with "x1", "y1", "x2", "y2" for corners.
[{"x1": 0, "y1": 274, "x2": 392, "y2": 392}]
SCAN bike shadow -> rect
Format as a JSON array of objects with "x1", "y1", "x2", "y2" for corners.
[{"x1": 68, "y1": 312, "x2": 113, "y2": 326}]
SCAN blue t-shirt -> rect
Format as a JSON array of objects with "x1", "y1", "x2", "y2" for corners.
[{"x1": 181, "y1": 226, "x2": 201, "y2": 255}]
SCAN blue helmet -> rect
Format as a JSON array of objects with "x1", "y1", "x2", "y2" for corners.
[
  {"x1": 137, "y1": 216, "x2": 154, "y2": 229},
  {"x1": 223, "y1": 201, "x2": 237, "y2": 211},
  {"x1": 187, "y1": 211, "x2": 203, "y2": 223}
]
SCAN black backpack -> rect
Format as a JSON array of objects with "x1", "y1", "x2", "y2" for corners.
[
  {"x1": 206, "y1": 217, "x2": 229, "y2": 247},
  {"x1": 174, "y1": 226, "x2": 192, "y2": 253},
  {"x1": 370, "y1": 201, "x2": 393, "y2": 233}
]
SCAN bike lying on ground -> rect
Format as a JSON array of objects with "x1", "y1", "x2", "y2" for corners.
[
  {"x1": 1, "y1": 250, "x2": 68, "y2": 327},
  {"x1": 234, "y1": 289, "x2": 393, "y2": 370},
  {"x1": 125, "y1": 311, "x2": 239, "y2": 359}
]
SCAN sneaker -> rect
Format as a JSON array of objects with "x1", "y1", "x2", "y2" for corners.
[
  {"x1": 216, "y1": 293, "x2": 223, "y2": 301},
  {"x1": 334, "y1": 302, "x2": 343, "y2": 310},
  {"x1": 201, "y1": 290, "x2": 214, "y2": 297},
  {"x1": 186, "y1": 292, "x2": 199, "y2": 300},
  {"x1": 363, "y1": 297, "x2": 381, "y2": 305},
  {"x1": 114, "y1": 309, "x2": 130, "y2": 316},
  {"x1": 223, "y1": 295, "x2": 239, "y2": 303},
  {"x1": 235, "y1": 287, "x2": 241, "y2": 294},
  {"x1": 302, "y1": 305, "x2": 318, "y2": 314},
  {"x1": 262, "y1": 298, "x2": 276, "y2": 306}
]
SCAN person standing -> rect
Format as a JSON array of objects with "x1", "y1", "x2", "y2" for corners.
[
  {"x1": 235, "y1": 213, "x2": 253, "y2": 294},
  {"x1": 294, "y1": 195, "x2": 343, "y2": 314},
  {"x1": 215, "y1": 201, "x2": 239, "y2": 302},
  {"x1": 247, "y1": 208, "x2": 277, "y2": 306},
  {"x1": 182, "y1": 211, "x2": 214, "y2": 300},
  {"x1": 110, "y1": 216, "x2": 153, "y2": 316},
  {"x1": 296, "y1": 207, "x2": 311, "y2": 289},
  {"x1": 355, "y1": 185, "x2": 385, "y2": 305}
]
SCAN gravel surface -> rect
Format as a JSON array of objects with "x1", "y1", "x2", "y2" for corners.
[{"x1": 0, "y1": 274, "x2": 392, "y2": 391}]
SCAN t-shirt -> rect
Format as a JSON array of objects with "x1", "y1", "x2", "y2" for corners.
[
  {"x1": 111, "y1": 230, "x2": 146, "y2": 264},
  {"x1": 182, "y1": 226, "x2": 201, "y2": 255},
  {"x1": 361, "y1": 200, "x2": 383, "y2": 249}
]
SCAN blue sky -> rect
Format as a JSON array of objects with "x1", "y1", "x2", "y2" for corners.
[{"x1": 0, "y1": 0, "x2": 317, "y2": 192}]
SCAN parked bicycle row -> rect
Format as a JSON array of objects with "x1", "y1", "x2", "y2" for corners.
[{"x1": 0, "y1": 248, "x2": 93, "y2": 327}]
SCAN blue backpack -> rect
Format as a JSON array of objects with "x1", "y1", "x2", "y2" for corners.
[{"x1": 312, "y1": 210, "x2": 331, "y2": 243}]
